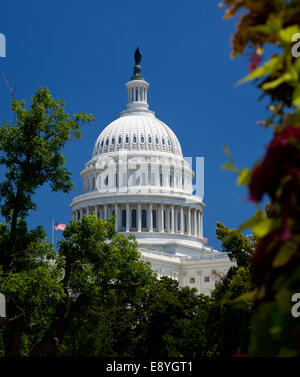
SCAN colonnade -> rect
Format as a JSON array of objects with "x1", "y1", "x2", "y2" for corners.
[
  {"x1": 72, "y1": 202, "x2": 203, "y2": 239},
  {"x1": 128, "y1": 86, "x2": 147, "y2": 103}
]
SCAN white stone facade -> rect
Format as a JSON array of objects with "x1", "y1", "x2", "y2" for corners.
[{"x1": 70, "y1": 55, "x2": 233, "y2": 294}]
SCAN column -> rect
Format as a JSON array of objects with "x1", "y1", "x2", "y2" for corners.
[
  {"x1": 193, "y1": 209, "x2": 197, "y2": 236},
  {"x1": 80, "y1": 208, "x2": 83, "y2": 219},
  {"x1": 180, "y1": 206, "x2": 184, "y2": 234},
  {"x1": 87, "y1": 206, "x2": 90, "y2": 216},
  {"x1": 149, "y1": 203, "x2": 153, "y2": 232},
  {"x1": 166, "y1": 206, "x2": 170, "y2": 233},
  {"x1": 114, "y1": 204, "x2": 118, "y2": 231},
  {"x1": 126, "y1": 203, "x2": 130, "y2": 232},
  {"x1": 200, "y1": 210, "x2": 203, "y2": 237},
  {"x1": 94, "y1": 205, "x2": 98, "y2": 217},
  {"x1": 137, "y1": 203, "x2": 141, "y2": 232},
  {"x1": 197, "y1": 210, "x2": 201, "y2": 238},
  {"x1": 171, "y1": 205, "x2": 175, "y2": 233},
  {"x1": 104, "y1": 204, "x2": 108, "y2": 220},
  {"x1": 159, "y1": 203, "x2": 164, "y2": 232},
  {"x1": 188, "y1": 207, "x2": 191, "y2": 235}
]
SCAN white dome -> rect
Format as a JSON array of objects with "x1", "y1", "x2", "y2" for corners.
[
  {"x1": 70, "y1": 51, "x2": 232, "y2": 295},
  {"x1": 93, "y1": 111, "x2": 183, "y2": 158}
]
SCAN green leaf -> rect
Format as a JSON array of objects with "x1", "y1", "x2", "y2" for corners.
[
  {"x1": 272, "y1": 243, "x2": 296, "y2": 268},
  {"x1": 253, "y1": 17, "x2": 282, "y2": 35},
  {"x1": 237, "y1": 168, "x2": 251, "y2": 186},
  {"x1": 262, "y1": 72, "x2": 293, "y2": 90},
  {"x1": 239, "y1": 211, "x2": 276, "y2": 238},
  {"x1": 232, "y1": 289, "x2": 257, "y2": 304},
  {"x1": 238, "y1": 55, "x2": 283, "y2": 85},
  {"x1": 292, "y1": 85, "x2": 300, "y2": 108},
  {"x1": 223, "y1": 145, "x2": 232, "y2": 160},
  {"x1": 252, "y1": 218, "x2": 273, "y2": 238},
  {"x1": 222, "y1": 146, "x2": 239, "y2": 173},
  {"x1": 279, "y1": 25, "x2": 300, "y2": 44},
  {"x1": 287, "y1": 58, "x2": 298, "y2": 81},
  {"x1": 239, "y1": 211, "x2": 265, "y2": 232},
  {"x1": 222, "y1": 162, "x2": 238, "y2": 172}
]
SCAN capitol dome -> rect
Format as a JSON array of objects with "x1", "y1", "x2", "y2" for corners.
[
  {"x1": 71, "y1": 48, "x2": 208, "y2": 255},
  {"x1": 92, "y1": 54, "x2": 182, "y2": 159},
  {"x1": 92, "y1": 113, "x2": 183, "y2": 158},
  {"x1": 69, "y1": 48, "x2": 232, "y2": 294}
]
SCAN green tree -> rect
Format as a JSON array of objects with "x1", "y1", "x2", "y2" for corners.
[
  {"x1": 27, "y1": 215, "x2": 154, "y2": 357},
  {"x1": 0, "y1": 87, "x2": 94, "y2": 356},
  {"x1": 216, "y1": 222, "x2": 255, "y2": 268},
  {"x1": 0, "y1": 223, "x2": 64, "y2": 356},
  {"x1": 204, "y1": 222, "x2": 255, "y2": 356},
  {"x1": 134, "y1": 276, "x2": 209, "y2": 358},
  {"x1": 58, "y1": 275, "x2": 210, "y2": 358},
  {"x1": 59, "y1": 278, "x2": 154, "y2": 357},
  {"x1": 0, "y1": 87, "x2": 94, "y2": 270},
  {"x1": 0, "y1": 215, "x2": 154, "y2": 357}
]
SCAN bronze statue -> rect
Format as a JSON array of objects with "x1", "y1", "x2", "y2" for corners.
[{"x1": 134, "y1": 47, "x2": 142, "y2": 65}]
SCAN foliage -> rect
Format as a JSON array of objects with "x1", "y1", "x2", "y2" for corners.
[
  {"x1": 203, "y1": 222, "x2": 256, "y2": 356},
  {"x1": 222, "y1": 0, "x2": 300, "y2": 356},
  {"x1": 134, "y1": 277, "x2": 209, "y2": 358},
  {"x1": 59, "y1": 276, "x2": 210, "y2": 358},
  {"x1": 0, "y1": 215, "x2": 154, "y2": 357},
  {"x1": 0, "y1": 87, "x2": 95, "y2": 356},
  {"x1": 216, "y1": 221, "x2": 255, "y2": 267},
  {"x1": 0, "y1": 87, "x2": 94, "y2": 270},
  {"x1": 58, "y1": 222, "x2": 257, "y2": 358}
]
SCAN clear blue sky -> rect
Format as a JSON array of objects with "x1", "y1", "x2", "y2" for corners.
[{"x1": 0, "y1": 0, "x2": 272, "y2": 249}]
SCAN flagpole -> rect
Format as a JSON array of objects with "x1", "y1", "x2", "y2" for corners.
[{"x1": 52, "y1": 218, "x2": 54, "y2": 246}]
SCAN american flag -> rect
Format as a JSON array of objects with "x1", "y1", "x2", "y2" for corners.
[
  {"x1": 203, "y1": 237, "x2": 209, "y2": 245},
  {"x1": 54, "y1": 222, "x2": 66, "y2": 231}
]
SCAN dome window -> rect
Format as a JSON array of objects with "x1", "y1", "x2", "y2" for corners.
[
  {"x1": 141, "y1": 135, "x2": 145, "y2": 144},
  {"x1": 111, "y1": 137, "x2": 115, "y2": 145},
  {"x1": 142, "y1": 209, "x2": 147, "y2": 228},
  {"x1": 105, "y1": 139, "x2": 109, "y2": 146},
  {"x1": 168, "y1": 139, "x2": 171, "y2": 146},
  {"x1": 101, "y1": 140, "x2": 104, "y2": 147},
  {"x1": 133, "y1": 135, "x2": 137, "y2": 144},
  {"x1": 162, "y1": 137, "x2": 165, "y2": 145},
  {"x1": 155, "y1": 136, "x2": 159, "y2": 145},
  {"x1": 122, "y1": 210, "x2": 126, "y2": 228},
  {"x1": 152, "y1": 210, "x2": 157, "y2": 229},
  {"x1": 148, "y1": 136, "x2": 152, "y2": 144},
  {"x1": 125, "y1": 135, "x2": 129, "y2": 144},
  {"x1": 131, "y1": 209, "x2": 137, "y2": 228},
  {"x1": 118, "y1": 136, "x2": 122, "y2": 144}
]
